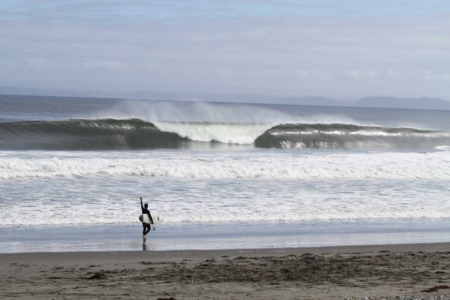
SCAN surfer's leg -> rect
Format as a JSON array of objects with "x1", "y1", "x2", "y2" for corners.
[
  {"x1": 143, "y1": 224, "x2": 150, "y2": 236},
  {"x1": 142, "y1": 224, "x2": 148, "y2": 243}
]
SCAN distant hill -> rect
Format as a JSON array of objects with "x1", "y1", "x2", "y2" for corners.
[
  {"x1": 355, "y1": 97, "x2": 450, "y2": 110},
  {"x1": 278, "y1": 96, "x2": 345, "y2": 106}
]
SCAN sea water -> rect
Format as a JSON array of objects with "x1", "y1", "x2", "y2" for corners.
[{"x1": 1, "y1": 95, "x2": 450, "y2": 253}]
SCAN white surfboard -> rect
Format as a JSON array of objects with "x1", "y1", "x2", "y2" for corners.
[{"x1": 139, "y1": 214, "x2": 162, "y2": 224}]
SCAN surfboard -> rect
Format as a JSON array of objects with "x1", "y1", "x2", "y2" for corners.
[{"x1": 139, "y1": 214, "x2": 162, "y2": 224}]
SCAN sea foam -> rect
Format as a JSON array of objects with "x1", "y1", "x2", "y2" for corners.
[{"x1": 1, "y1": 150, "x2": 450, "y2": 180}]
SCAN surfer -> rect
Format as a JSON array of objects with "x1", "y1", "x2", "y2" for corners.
[{"x1": 140, "y1": 197, "x2": 153, "y2": 243}]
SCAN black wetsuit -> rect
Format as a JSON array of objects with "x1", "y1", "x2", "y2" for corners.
[{"x1": 141, "y1": 202, "x2": 153, "y2": 236}]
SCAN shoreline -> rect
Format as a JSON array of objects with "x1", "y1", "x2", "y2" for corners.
[
  {"x1": 3, "y1": 218, "x2": 450, "y2": 254},
  {"x1": 3, "y1": 241, "x2": 450, "y2": 257},
  {"x1": 3, "y1": 242, "x2": 450, "y2": 299}
]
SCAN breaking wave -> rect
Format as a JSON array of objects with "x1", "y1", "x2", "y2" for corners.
[
  {"x1": 0, "y1": 118, "x2": 449, "y2": 150},
  {"x1": 255, "y1": 123, "x2": 450, "y2": 150},
  {"x1": 0, "y1": 119, "x2": 189, "y2": 150}
]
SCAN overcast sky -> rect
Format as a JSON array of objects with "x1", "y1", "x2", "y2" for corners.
[{"x1": 1, "y1": 0, "x2": 450, "y2": 99}]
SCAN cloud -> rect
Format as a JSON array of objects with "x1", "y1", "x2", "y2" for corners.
[
  {"x1": 1, "y1": 1, "x2": 450, "y2": 98},
  {"x1": 79, "y1": 60, "x2": 122, "y2": 70},
  {"x1": 3, "y1": 1, "x2": 450, "y2": 24},
  {"x1": 344, "y1": 69, "x2": 450, "y2": 82},
  {"x1": 27, "y1": 58, "x2": 50, "y2": 68}
]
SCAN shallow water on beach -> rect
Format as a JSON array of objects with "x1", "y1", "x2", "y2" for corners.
[{"x1": 2, "y1": 219, "x2": 450, "y2": 253}]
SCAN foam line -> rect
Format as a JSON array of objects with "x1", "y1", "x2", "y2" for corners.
[{"x1": 1, "y1": 151, "x2": 450, "y2": 180}]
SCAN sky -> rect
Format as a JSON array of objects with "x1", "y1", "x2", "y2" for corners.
[{"x1": 1, "y1": 0, "x2": 450, "y2": 99}]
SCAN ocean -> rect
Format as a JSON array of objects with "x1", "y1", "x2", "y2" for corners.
[{"x1": 1, "y1": 94, "x2": 450, "y2": 253}]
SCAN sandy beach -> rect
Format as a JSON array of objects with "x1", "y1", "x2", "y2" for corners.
[{"x1": 2, "y1": 243, "x2": 450, "y2": 299}]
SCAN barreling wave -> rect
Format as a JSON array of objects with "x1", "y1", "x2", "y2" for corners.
[
  {"x1": 255, "y1": 123, "x2": 450, "y2": 150},
  {"x1": 0, "y1": 118, "x2": 450, "y2": 150},
  {"x1": 0, "y1": 118, "x2": 190, "y2": 150}
]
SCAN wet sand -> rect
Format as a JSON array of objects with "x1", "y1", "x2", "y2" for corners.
[{"x1": 2, "y1": 243, "x2": 450, "y2": 299}]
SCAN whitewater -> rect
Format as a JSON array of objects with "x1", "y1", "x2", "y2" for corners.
[{"x1": 1, "y1": 150, "x2": 450, "y2": 180}]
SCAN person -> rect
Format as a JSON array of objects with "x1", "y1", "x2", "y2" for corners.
[{"x1": 140, "y1": 197, "x2": 153, "y2": 243}]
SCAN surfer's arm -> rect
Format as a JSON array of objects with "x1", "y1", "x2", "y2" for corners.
[
  {"x1": 148, "y1": 212, "x2": 154, "y2": 224},
  {"x1": 140, "y1": 197, "x2": 143, "y2": 210}
]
